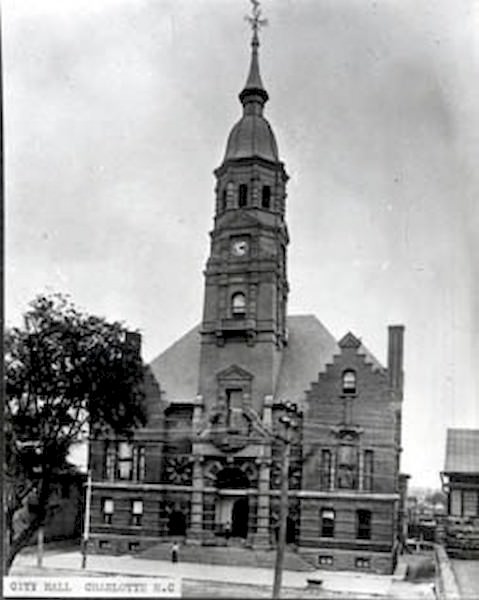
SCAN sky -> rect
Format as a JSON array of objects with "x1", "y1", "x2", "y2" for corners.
[{"x1": 4, "y1": 0, "x2": 479, "y2": 489}]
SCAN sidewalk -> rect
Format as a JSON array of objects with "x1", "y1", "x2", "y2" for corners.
[{"x1": 11, "y1": 550, "x2": 397, "y2": 596}]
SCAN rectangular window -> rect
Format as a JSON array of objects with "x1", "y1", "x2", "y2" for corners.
[
  {"x1": 131, "y1": 499, "x2": 143, "y2": 526},
  {"x1": 337, "y1": 445, "x2": 358, "y2": 489},
  {"x1": 133, "y1": 446, "x2": 146, "y2": 482},
  {"x1": 105, "y1": 443, "x2": 116, "y2": 481},
  {"x1": 320, "y1": 509, "x2": 335, "y2": 538},
  {"x1": 463, "y1": 491, "x2": 478, "y2": 517},
  {"x1": 118, "y1": 442, "x2": 134, "y2": 480},
  {"x1": 363, "y1": 450, "x2": 374, "y2": 491},
  {"x1": 104, "y1": 442, "x2": 145, "y2": 482},
  {"x1": 450, "y1": 490, "x2": 462, "y2": 516},
  {"x1": 226, "y1": 389, "x2": 243, "y2": 429},
  {"x1": 320, "y1": 449, "x2": 332, "y2": 489},
  {"x1": 355, "y1": 557, "x2": 370, "y2": 569},
  {"x1": 356, "y1": 510, "x2": 372, "y2": 540},
  {"x1": 102, "y1": 498, "x2": 114, "y2": 525}
]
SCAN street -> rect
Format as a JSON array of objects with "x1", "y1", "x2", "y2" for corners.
[{"x1": 9, "y1": 547, "x2": 435, "y2": 599}]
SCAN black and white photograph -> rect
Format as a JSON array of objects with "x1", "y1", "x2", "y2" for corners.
[{"x1": 4, "y1": 0, "x2": 479, "y2": 597}]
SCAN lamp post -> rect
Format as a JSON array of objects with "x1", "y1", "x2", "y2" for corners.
[{"x1": 272, "y1": 402, "x2": 299, "y2": 599}]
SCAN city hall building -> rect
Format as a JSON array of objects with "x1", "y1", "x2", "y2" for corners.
[{"x1": 89, "y1": 13, "x2": 406, "y2": 574}]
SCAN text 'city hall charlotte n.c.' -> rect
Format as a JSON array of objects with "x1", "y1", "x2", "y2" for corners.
[{"x1": 88, "y1": 6, "x2": 408, "y2": 575}]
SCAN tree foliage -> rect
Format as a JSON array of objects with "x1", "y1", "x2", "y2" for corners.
[{"x1": 5, "y1": 293, "x2": 147, "y2": 570}]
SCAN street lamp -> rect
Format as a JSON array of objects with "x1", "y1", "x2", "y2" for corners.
[{"x1": 272, "y1": 402, "x2": 299, "y2": 599}]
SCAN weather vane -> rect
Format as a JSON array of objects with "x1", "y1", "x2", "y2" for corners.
[{"x1": 245, "y1": 0, "x2": 268, "y2": 38}]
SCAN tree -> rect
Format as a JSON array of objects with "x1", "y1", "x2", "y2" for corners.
[{"x1": 4, "y1": 293, "x2": 147, "y2": 571}]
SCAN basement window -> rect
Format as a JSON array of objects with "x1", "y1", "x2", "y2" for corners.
[
  {"x1": 355, "y1": 557, "x2": 371, "y2": 569},
  {"x1": 318, "y1": 555, "x2": 334, "y2": 566}
]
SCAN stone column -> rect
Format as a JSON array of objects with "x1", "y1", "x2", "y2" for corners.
[
  {"x1": 252, "y1": 458, "x2": 272, "y2": 548},
  {"x1": 187, "y1": 455, "x2": 204, "y2": 544}
]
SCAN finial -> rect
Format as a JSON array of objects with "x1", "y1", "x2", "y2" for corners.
[{"x1": 245, "y1": 0, "x2": 268, "y2": 45}]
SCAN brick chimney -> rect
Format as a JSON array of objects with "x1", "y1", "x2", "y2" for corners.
[
  {"x1": 125, "y1": 331, "x2": 142, "y2": 358},
  {"x1": 387, "y1": 325, "x2": 404, "y2": 391}
]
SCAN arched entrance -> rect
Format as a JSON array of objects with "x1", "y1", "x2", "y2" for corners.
[
  {"x1": 168, "y1": 510, "x2": 186, "y2": 536},
  {"x1": 231, "y1": 497, "x2": 249, "y2": 538},
  {"x1": 215, "y1": 466, "x2": 250, "y2": 539}
]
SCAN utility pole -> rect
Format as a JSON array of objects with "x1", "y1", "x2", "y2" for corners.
[
  {"x1": 272, "y1": 402, "x2": 299, "y2": 599},
  {"x1": 81, "y1": 470, "x2": 92, "y2": 569}
]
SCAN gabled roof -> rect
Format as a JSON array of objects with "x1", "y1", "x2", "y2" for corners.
[
  {"x1": 275, "y1": 315, "x2": 338, "y2": 405},
  {"x1": 148, "y1": 315, "x2": 384, "y2": 405},
  {"x1": 149, "y1": 324, "x2": 201, "y2": 403},
  {"x1": 444, "y1": 428, "x2": 479, "y2": 474}
]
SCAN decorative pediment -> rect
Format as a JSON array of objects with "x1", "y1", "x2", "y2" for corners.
[
  {"x1": 217, "y1": 364, "x2": 253, "y2": 382},
  {"x1": 338, "y1": 331, "x2": 361, "y2": 350}
]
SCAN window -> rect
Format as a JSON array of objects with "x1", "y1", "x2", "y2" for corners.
[
  {"x1": 450, "y1": 490, "x2": 462, "y2": 516},
  {"x1": 231, "y1": 292, "x2": 246, "y2": 318},
  {"x1": 320, "y1": 449, "x2": 332, "y2": 489},
  {"x1": 104, "y1": 441, "x2": 146, "y2": 482},
  {"x1": 129, "y1": 542, "x2": 140, "y2": 552},
  {"x1": 131, "y1": 500, "x2": 143, "y2": 526},
  {"x1": 238, "y1": 184, "x2": 248, "y2": 207},
  {"x1": 337, "y1": 445, "x2": 358, "y2": 489},
  {"x1": 118, "y1": 442, "x2": 134, "y2": 480},
  {"x1": 355, "y1": 557, "x2": 370, "y2": 569},
  {"x1": 318, "y1": 555, "x2": 334, "y2": 566},
  {"x1": 320, "y1": 508, "x2": 335, "y2": 538},
  {"x1": 342, "y1": 370, "x2": 357, "y2": 394},
  {"x1": 356, "y1": 509, "x2": 371, "y2": 540},
  {"x1": 221, "y1": 189, "x2": 227, "y2": 211},
  {"x1": 105, "y1": 443, "x2": 116, "y2": 481},
  {"x1": 463, "y1": 491, "x2": 478, "y2": 517},
  {"x1": 102, "y1": 498, "x2": 114, "y2": 525},
  {"x1": 226, "y1": 389, "x2": 243, "y2": 429},
  {"x1": 363, "y1": 450, "x2": 374, "y2": 491},
  {"x1": 261, "y1": 185, "x2": 271, "y2": 209},
  {"x1": 133, "y1": 446, "x2": 146, "y2": 482}
]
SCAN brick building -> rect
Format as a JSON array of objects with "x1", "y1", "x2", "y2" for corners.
[{"x1": 88, "y1": 16, "x2": 406, "y2": 574}]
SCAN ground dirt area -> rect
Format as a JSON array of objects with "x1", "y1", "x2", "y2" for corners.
[{"x1": 451, "y1": 559, "x2": 479, "y2": 600}]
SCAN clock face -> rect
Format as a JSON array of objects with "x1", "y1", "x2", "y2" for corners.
[{"x1": 231, "y1": 239, "x2": 249, "y2": 257}]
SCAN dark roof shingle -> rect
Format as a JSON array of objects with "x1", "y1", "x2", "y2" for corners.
[{"x1": 444, "y1": 428, "x2": 479, "y2": 473}]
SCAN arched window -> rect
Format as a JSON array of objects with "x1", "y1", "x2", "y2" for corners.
[
  {"x1": 342, "y1": 370, "x2": 357, "y2": 394},
  {"x1": 320, "y1": 508, "x2": 335, "y2": 538},
  {"x1": 231, "y1": 292, "x2": 246, "y2": 318},
  {"x1": 238, "y1": 184, "x2": 248, "y2": 208},
  {"x1": 261, "y1": 185, "x2": 271, "y2": 209}
]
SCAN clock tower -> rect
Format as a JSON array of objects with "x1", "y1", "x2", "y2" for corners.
[{"x1": 197, "y1": 18, "x2": 289, "y2": 425}]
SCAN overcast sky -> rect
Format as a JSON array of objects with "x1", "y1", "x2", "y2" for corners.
[{"x1": 5, "y1": 0, "x2": 479, "y2": 489}]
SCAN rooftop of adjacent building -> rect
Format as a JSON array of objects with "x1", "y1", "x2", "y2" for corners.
[{"x1": 444, "y1": 428, "x2": 479, "y2": 474}]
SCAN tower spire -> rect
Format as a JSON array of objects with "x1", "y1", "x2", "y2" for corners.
[{"x1": 240, "y1": 0, "x2": 269, "y2": 107}]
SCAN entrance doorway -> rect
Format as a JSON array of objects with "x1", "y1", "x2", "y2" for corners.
[
  {"x1": 231, "y1": 497, "x2": 249, "y2": 538},
  {"x1": 168, "y1": 510, "x2": 186, "y2": 536}
]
